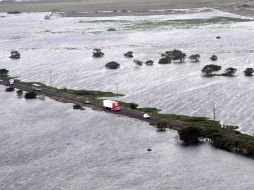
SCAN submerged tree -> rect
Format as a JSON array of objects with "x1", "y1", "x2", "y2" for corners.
[
  {"x1": 145, "y1": 60, "x2": 154, "y2": 66},
  {"x1": 244, "y1": 68, "x2": 254, "y2": 76},
  {"x1": 222, "y1": 67, "x2": 237, "y2": 76},
  {"x1": 92, "y1": 48, "x2": 104, "y2": 58},
  {"x1": 105, "y1": 61, "x2": 120, "y2": 69},
  {"x1": 201, "y1": 64, "x2": 221, "y2": 77},
  {"x1": 162, "y1": 49, "x2": 186, "y2": 63},
  {"x1": 189, "y1": 54, "x2": 200, "y2": 62},
  {"x1": 133, "y1": 59, "x2": 143, "y2": 66},
  {"x1": 158, "y1": 57, "x2": 171, "y2": 64},
  {"x1": 124, "y1": 51, "x2": 134, "y2": 58},
  {"x1": 24, "y1": 91, "x2": 37, "y2": 99},
  {"x1": 178, "y1": 127, "x2": 202, "y2": 145},
  {"x1": 210, "y1": 55, "x2": 218, "y2": 61},
  {"x1": 0, "y1": 68, "x2": 9, "y2": 76}
]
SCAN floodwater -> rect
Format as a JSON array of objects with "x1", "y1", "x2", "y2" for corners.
[
  {"x1": 0, "y1": 9, "x2": 254, "y2": 133},
  {"x1": 1, "y1": 8, "x2": 254, "y2": 189},
  {"x1": 0, "y1": 85, "x2": 254, "y2": 190}
]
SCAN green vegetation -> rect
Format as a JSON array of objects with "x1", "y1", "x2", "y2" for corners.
[
  {"x1": 25, "y1": 91, "x2": 37, "y2": 99},
  {"x1": 156, "y1": 122, "x2": 167, "y2": 132}
]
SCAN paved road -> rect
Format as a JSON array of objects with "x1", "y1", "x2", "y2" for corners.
[{"x1": 0, "y1": 80, "x2": 187, "y2": 131}]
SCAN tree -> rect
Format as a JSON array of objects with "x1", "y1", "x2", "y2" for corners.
[
  {"x1": 124, "y1": 51, "x2": 133, "y2": 58},
  {"x1": 178, "y1": 127, "x2": 201, "y2": 145},
  {"x1": 158, "y1": 57, "x2": 171, "y2": 64},
  {"x1": 244, "y1": 68, "x2": 254, "y2": 76},
  {"x1": 24, "y1": 91, "x2": 37, "y2": 99},
  {"x1": 129, "y1": 103, "x2": 138, "y2": 109},
  {"x1": 162, "y1": 49, "x2": 186, "y2": 63},
  {"x1": 10, "y1": 51, "x2": 20, "y2": 59},
  {"x1": 189, "y1": 54, "x2": 200, "y2": 62},
  {"x1": 201, "y1": 64, "x2": 221, "y2": 76},
  {"x1": 156, "y1": 122, "x2": 167, "y2": 132},
  {"x1": 210, "y1": 55, "x2": 218, "y2": 61},
  {"x1": 92, "y1": 48, "x2": 104, "y2": 58},
  {"x1": 0, "y1": 69, "x2": 9, "y2": 76},
  {"x1": 222, "y1": 67, "x2": 237, "y2": 76},
  {"x1": 105, "y1": 61, "x2": 120, "y2": 69},
  {"x1": 145, "y1": 60, "x2": 154, "y2": 66},
  {"x1": 133, "y1": 59, "x2": 143, "y2": 66}
]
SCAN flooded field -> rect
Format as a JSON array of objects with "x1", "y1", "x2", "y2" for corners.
[{"x1": 0, "y1": 9, "x2": 254, "y2": 133}]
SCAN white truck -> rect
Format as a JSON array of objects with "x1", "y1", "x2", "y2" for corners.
[{"x1": 103, "y1": 100, "x2": 121, "y2": 111}]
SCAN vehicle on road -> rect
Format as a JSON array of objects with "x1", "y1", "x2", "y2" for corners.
[
  {"x1": 143, "y1": 114, "x2": 150, "y2": 119},
  {"x1": 103, "y1": 100, "x2": 120, "y2": 111},
  {"x1": 9, "y1": 79, "x2": 15, "y2": 85},
  {"x1": 84, "y1": 100, "x2": 91, "y2": 104},
  {"x1": 32, "y1": 87, "x2": 42, "y2": 91}
]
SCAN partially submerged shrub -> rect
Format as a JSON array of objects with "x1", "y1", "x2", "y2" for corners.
[
  {"x1": 73, "y1": 104, "x2": 84, "y2": 110},
  {"x1": 210, "y1": 55, "x2": 218, "y2": 61},
  {"x1": 129, "y1": 103, "x2": 138, "y2": 110},
  {"x1": 124, "y1": 51, "x2": 133, "y2": 58},
  {"x1": 0, "y1": 68, "x2": 9, "y2": 76},
  {"x1": 156, "y1": 122, "x2": 167, "y2": 132},
  {"x1": 107, "y1": 28, "x2": 117, "y2": 32},
  {"x1": 145, "y1": 60, "x2": 154, "y2": 66},
  {"x1": 178, "y1": 127, "x2": 202, "y2": 145},
  {"x1": 222, "y1": 67, "x2": 237, "y2": 76},
  {"x1": 133, "y1": 59, "x2": 143, "y2": 66},
  {"x1": 189, "y1": 54, "x2": 200, "y2": 62},
  {"x1": 201, "y1": 64, "x2": 221, "y2": 76},
  {"x1": 105, "y1": 61, "x2": 120, "y2": 69},
  {"x1": 5, "y1": 87, "x2": 14, "y2": 92},
  {"x1": 244, "y1": 68, "x2": 254, "y2": 76},
  {"x1": 158, "y1": 57, "x2": 171, "y2": 64},
  {"x1": 25, "y1": 91, "x2": 37, "y2": 99},
  {"x1": 92, "y1": 48, "x2": 104, "y2": 58},
  {"x1": 162, "y1": 49, "x2": 186, "y2": 63},
  {"x1": 16, "y1": 89, "x2": 23, "y2": 96}
]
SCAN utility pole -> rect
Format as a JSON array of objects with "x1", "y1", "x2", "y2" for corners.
[
  {"x1": 213, "y1": 102, "x2": 216, "y2": 120},
  {"x1": 115, "y1": 83, "x2": 119, "y2": 99},
  {"x1": 49, "y1": 70, "x2": 52, "y2": 86}
]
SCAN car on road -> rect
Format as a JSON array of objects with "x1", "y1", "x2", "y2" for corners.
[
  {"x1": 143, "y1": 114, "x2": 150, "y2": 119},
  {"x1": 32, "y1": 87, "x2": 42, "y2": 91},
  {"x1": 84, "y1": 100, "x2": 91, "y2": 104}
]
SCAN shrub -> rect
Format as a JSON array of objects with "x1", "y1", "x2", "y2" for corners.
[
  {"x1": 158, "y1": 57, "x2": 171, "y2": 64},
  {"x1": 129, "y1": 103, "x2": 138, "y2": 109},
  {"x1": 92, "y1": 48, "x2": 104, "y2": 58},
  {"x1": 133, "y1": 59, "x2": 143, "y2": 66},
  {"x1": 156, "y1": 122, "x2": 167, "y2": 132},
  {"x1": 124, "y1": 51, "x2": 133, "y2": 58},
  {"x1": 222, "y1": 67, "x2": 237, "y2": 76},
  {"x1": 145, "y1": 60, "x2": 154, "y2": 66},
  {"x1": 178, "y1": 127, "x2": 202, "y2": 145},
  {"x1": 201, "y1": 64, "x2": 221, "y2": 76},
  {"x1": 5, "y1": 87, "x2": 14, "y2": 92},
  {"x1": 73, "y1": 104, "x2": 84, "y2": 110},
  {"x1": 24, "y1": 91, "x2": 37, "y2": 99},
  {"x1": 189, "y1": 54, "x2": 200, "y2": 62},
  {"x1": 210, "y1": 55, "x2": 218, "y2": 61},
  {"x1": 244, "y1": 68, "x2": 254, "y2": 76},
  {"x1": 105, "y1": 61, "x2": 120, "y2": 69}
]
